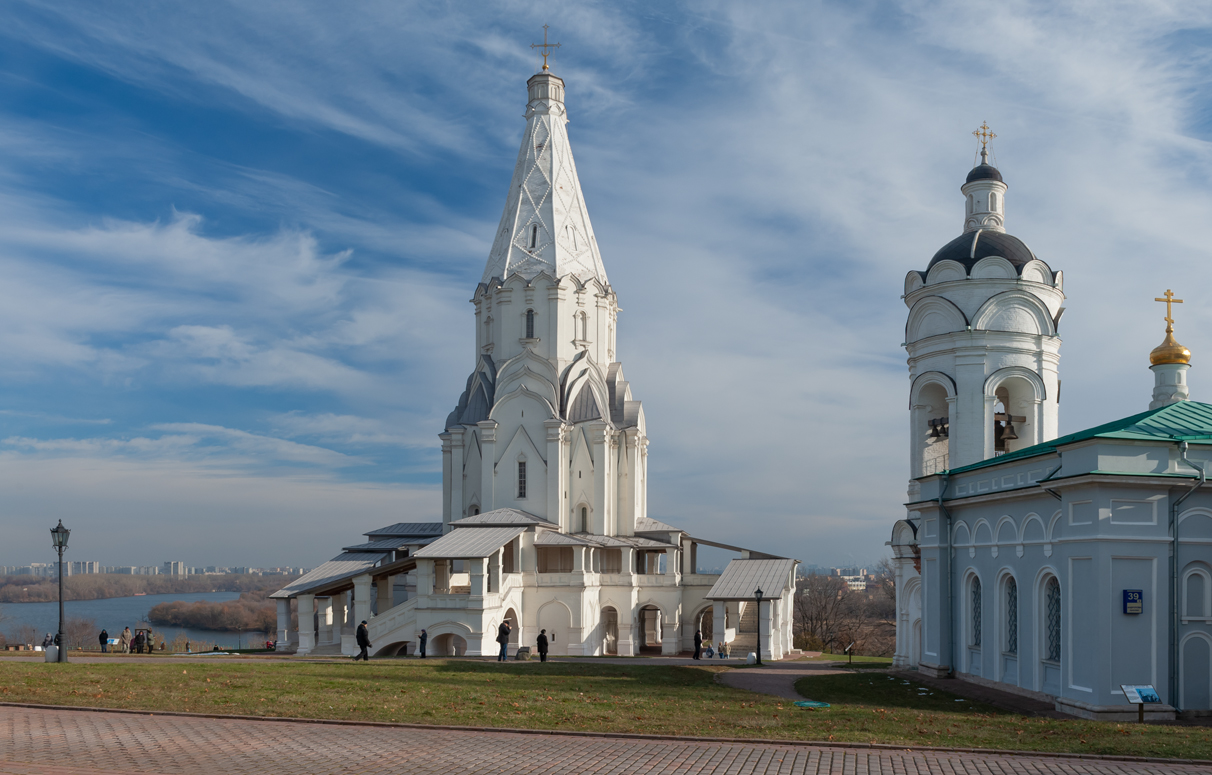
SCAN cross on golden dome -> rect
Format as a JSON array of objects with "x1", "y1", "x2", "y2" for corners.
[
  {"x1": 531, "y1": 25, "x2": 561, "y2": 71},
  {"x1": 1150, "y1": 288, "x2": 1191, "y2": 366}
]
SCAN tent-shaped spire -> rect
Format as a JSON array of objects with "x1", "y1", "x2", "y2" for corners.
[{"x1": 481, "y1": 70, "x2": 608, "y2": 284}]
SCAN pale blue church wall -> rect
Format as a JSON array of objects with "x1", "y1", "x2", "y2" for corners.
[{"x1": 911, "y1": 440, "x2": 1212, "y2": 715}]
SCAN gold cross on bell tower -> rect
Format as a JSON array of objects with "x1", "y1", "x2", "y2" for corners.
[
  {"x1": 1155, "y1": 288, "x2": 1184, "y2": 332},
  {"x1": 531, "y1": 25, "x2": 561, "y2": 71},
  {"x1": 973, "y1": 121, "x2": 996, "y2": 164}
]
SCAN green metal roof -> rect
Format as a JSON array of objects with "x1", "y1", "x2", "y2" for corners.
[{"x1": 943, "y1": 401, "x2": 1212, "y2": 476}]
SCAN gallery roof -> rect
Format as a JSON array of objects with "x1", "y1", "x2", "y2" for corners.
[
  {"x1": 705, "y1": 558, "x2": 798, "y2": 601},
  {"x1": 269, "y1": 552, "x2": 391, "y2": 599},
  {"x1": 449, "y1": 508, "x2": 551, "y2": 527},
  {"x1": 413, "y1": 526, "x2": 526, "y2": 559}
]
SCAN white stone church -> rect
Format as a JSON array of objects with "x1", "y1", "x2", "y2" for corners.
[
  {"x1": 890, "y1": 140, "x2": 1212, "y2": 719},
  {"x1": 272, "y1": 64, "x2": 798, "y2": 661}
]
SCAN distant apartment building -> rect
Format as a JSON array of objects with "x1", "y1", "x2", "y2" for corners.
[
  {"x1": 162, "y1": 561, "x2": 189, "y2": 576},
  {"x1": 70, "y1": 561, "x2": 101, "y2": 575}
]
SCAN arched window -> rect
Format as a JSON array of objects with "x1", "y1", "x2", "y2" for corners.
[
  {"x1": 580, "y1": 506, "x2": 588, "y2": 533},
  {"x1": 470, "y1": 505, "x2": 480, "y2": 516},
  {"x1": 970, "y1": 577, "x2": 982, "y2": 647},
  {"x1": 967, "y1": 194, "x2": 973, "y2": 214},
  {"x1": 578, "y1": 312, "x2": 589, "y2": 341},
  {"x1": 989, "y1": 192, "x2": 997, "y2": 211},
  {"x1": 1044, "y1": 576, "x2": 1061, "y2": 662},
  {"x1": 1005, "y1": 577, "x2": 1018, "y2": 654},
  {"x1": 1185, "y1": 568, "x2": 1211, "y2": 618},
  {"x1": 517, "y1": 461, "x2": 527, "y2": 499},
  {"x1": 525, "y1": 309, "x2": 535, "y2": 339},
  {"x1": 529, "y1": 224, "x2": 538, "y2": 249}
]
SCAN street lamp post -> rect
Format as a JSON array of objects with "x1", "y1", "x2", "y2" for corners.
[
  {"x1": 754, "y1": 587, "x2": 764, "y2": 666},
  {"x1": 50, "y1": 520, "x2": 70, "y2": 663}
]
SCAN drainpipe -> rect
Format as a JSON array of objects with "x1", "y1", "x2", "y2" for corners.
[
  {"x1": 937, "y1": 472, "x2": 954, "y2": 676},
  {"x1": 1171, "y1": 441, "x2": 1205, "y2": 712}
]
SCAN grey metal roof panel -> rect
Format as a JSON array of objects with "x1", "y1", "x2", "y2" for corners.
[
  {"x1": 705, "y1": 559, "x2": 798, "y2": 600},
  {"x1": 450, "y1": 508, "x2": 550, "y2": 526},
  {"x1": 342, "y1": 537, "x2": 436, "y2": 552},
  {"x1": 533, "y1": 531, "x2": 592, "y2": 546},
  {"x1": 413, "y1": 526, "x2": 525, "y2": 559},
  {"x1": 364, "y1": 522, "x2": 443, "y2": 538},
  {"x1": 270, "y1": 552, "x2": 391, "y2": 599},
  {"x1": 534, "y1": 532, "x2": 676, "y2": 549},
  {"x1": 634, "y1": 517, "x2": 681, "y2": 533}
]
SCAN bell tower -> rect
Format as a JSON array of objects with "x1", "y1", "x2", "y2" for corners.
[{"x1": 903, "y1": 129, "x2": 1065, "y2": 492}]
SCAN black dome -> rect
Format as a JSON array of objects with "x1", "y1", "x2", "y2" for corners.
[
  {"x1": 966, "y1": 164, "x2": 1003, "y2": 184},
  {"x1": 927, "y1": 230, "x2": 1039, "y2": 273}
]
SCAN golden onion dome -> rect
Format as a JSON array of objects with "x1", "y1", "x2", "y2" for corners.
[{"x1": 1150, "y1": 329, "x2": 1191, "y2": 365}]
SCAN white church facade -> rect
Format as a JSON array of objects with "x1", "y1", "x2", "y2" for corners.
[
  {"x1": 272, "y1": 64, "x2": 798, "y2": 662},
  {"x1": 890, "y1": 138, "x2": 1212, "y2": 720}
]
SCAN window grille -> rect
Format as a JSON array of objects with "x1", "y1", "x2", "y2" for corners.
[
  {"x1": 971, "y1": 577, "x2": 982, "y2": 647},
  {"x1": 1005, "y1": 577, "x2": 1018, "y2": 654},
  {"x1": 525, "y1": 309, "x2": 535, "y2": 339},
  {"x1": 1045, "y1": 577, "x2": 1061, "y2": 662},
  {"x1": 517, "y1": 461, "x2": 527, "y2": 499}
]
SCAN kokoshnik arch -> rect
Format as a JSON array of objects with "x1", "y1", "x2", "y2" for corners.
[
  {"x1": 891, "y1": 129, "x2": 1212, "y2": 720},
  {"x1": 272, "y1": 53, "x2": 799, "y2": 662}
]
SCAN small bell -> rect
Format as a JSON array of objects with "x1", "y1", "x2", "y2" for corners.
[{"x1": 1001, "y1": 421, "x2": 1018, "y2": 441}]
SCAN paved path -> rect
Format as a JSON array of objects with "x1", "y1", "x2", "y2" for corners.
[
  {"x1": 718, "y1": 660, "x2": 850, "y2": 701},
  {"x1": 2, "y1": 705, "x2": 1206, "y2": 775}
]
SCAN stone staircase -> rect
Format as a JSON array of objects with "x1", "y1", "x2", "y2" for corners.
[{"x1": 729, "y1": 603, "x2": 758, "y2": 655}]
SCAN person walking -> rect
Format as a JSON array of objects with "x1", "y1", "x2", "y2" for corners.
[
  {"x1": 693, "y1": 629, "x2": 703, "y2": 660},
  {"x1": 355, "y1": 620, "x2": 371, "y2": 662},
  {"x1": 536, "y1": 629, "x2": 548, "y2": 663},
  {"x1": 120, "y1": 627, "x2": 131, "y2": 654},
  {"x1": 418, "y1": 629, "x2": 427, "y2": 658},
  {"x1": 496, "y1": 619, "x2": 511, "y2": 662},
  {"x1": 98, "y1": 629, "x2": 109, "y2": 654}
]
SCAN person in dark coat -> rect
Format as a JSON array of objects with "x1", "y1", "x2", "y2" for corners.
[
  {"x1": 693, "y1": 629, "x2": 703, "y2": 660},
  {"x1": 355, "y1": 620, "x2": 371, "y2": 661},
  {"x1": 418, "y1": 629, "x2": 427, "y2": 658},
  {"x1": 536, "y1": 629, "x2": 549, "y2": 663},
  {"x1": 132, "y1": 630, "x2": 145, "y2": 655},
  {"x1": 496, "y1": 620, "x2": 511, "y2": 662},
  {"x1": 98, "y1": 629, "x2": 109, "y2": 654}
]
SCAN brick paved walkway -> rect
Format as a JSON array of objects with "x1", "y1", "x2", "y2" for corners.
[{"x1": 1, "y1": 706, "x2": 1208, "y2": 775}]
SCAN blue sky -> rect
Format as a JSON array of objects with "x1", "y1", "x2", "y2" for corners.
[{"x1": 2, "y1": 1, "x2": 1212, "y2": 569}]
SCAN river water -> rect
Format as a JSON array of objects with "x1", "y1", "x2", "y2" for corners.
[{"x1": 0, "y1": 591, "x2": 271, "y2": 649}]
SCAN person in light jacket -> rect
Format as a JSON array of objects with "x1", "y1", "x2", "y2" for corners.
[
  {"x1": 536, "y1": 629, "x2": 549, "y2": 663},
  {"x1": 120, "y1": 627, "x2": 132, "y2": 654}
]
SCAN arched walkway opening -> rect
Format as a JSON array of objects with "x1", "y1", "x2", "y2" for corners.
[
  {"x1": 697, "y1": 607, "x2": 714, "y2": 643},
  {"x1": 431, "y1": 633, "x2": 467, "y2": 657},
  {"x1": 638, "y1": 604, "x2": 663, "y2": 654},
  {"x1": 601, "y1": 606, "x2": 618, "y2": 655}
]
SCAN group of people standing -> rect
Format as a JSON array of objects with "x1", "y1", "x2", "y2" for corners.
[{"x1": 96, "y1": 626, "x2": 156, "y2": 654}]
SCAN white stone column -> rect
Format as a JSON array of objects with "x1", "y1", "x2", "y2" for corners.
[
  {"x1": 712, "y1": 600, "x2": 726, "y2": 652},
  {"x1": 470, "y1": 558, "x2": 485, "y2": 596},
  {"x1": 296, "y1": 594, "x2": 315, "y2": 655},
  {"x1": 760, "y1": 599, "x2": 773, "y2": 661},
  {"x1": 318, "y1": 597, "x2": 333, "y2": 645},
  {"x1": 353, "y1": 575, "x2": 372, "y2": 625},
  {"x1": 661, "y1": 607, "x2": 680, "y2": 655},
  {"x1": 448, "y1": 427, "x2": 465, "y2": 526},
  {"x1": 588, "y1": 421, "x2": 609, "y2": 534},
  {"x1": 276, "y1": 599, "x2": 290, "y2": 647},
  {"x1": 479, "y1": 420, "x2": 497, "y2": 510},
  {"x1": 545, "y1": 420, "x2": 565, "y2": 528},
  {"x1": 617, "y1": 607, "x2": 636, "y2": 656}
]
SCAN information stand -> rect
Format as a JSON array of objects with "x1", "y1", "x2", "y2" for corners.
[{"x1": 1120, "y1": 684, "x2": 1161, "y2": 723}]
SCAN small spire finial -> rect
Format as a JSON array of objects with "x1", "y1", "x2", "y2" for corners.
[
  {"x1": 1150, "y1": 288, "x2": 1192, "y2": 367},
  {"x1": 973, "y1": 121, "x2": 996, "y2": 164},
  {"x1": 531, "y1": 25, "x2": 561, "y2": 71}
]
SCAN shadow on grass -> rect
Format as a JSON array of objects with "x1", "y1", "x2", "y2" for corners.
[{"x1": 794, "y1": 673, "x2": 1009, "y2": 714}]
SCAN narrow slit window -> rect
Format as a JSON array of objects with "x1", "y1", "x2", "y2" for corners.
[
  {"x1": 529, "y1": 224, "x2": 538, "y2": 249},
  {"x1": 517, "y1": 461, "x2": 527, "y2": 499},
  {"x1": 971, "y1": 577, "x2": 982, "y2": 647},
  {"x1": 990, "y1": 193, "x2": 997, "y2": 211},
  {"x1": 525, "y1": 309, "x2": 535, "y2": 339},
  {"x1": 580, "y1": 506, "x2": 588, "y2": 532},
  {"x1": 1045, "y1": 577, "x2": 1061, "y2": 662},
  {"x1": 1005, "y1": 577, "x2": 1018, "y2": 654}
]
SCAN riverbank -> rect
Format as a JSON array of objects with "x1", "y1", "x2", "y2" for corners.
[{"x1": 0, "y1": 573, "x2": 297, "y2": 604}]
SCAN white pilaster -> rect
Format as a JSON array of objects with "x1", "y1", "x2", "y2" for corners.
[{"x1": 296, "y1": 594, "x2": 315, "y2": 655}]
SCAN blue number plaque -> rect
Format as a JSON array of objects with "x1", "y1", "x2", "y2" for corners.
[{"x1": 1123, "y1": 589, "x2": 1143, "y2": 615}]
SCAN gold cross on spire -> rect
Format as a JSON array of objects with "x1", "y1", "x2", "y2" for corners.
[
  {"x1": 973, "y1": 121, "x2": 996, "y2": 150},
  {"x1": 1155, "y1": 288, "x2": 1184, "y2": 331},
  {"x1": 531, "y1": 25, "x2": 561, "y2": 71}
]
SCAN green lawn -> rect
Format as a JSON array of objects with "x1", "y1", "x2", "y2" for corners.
[{"x1": 0, "y1": 660, "x2": 1207, "y2": 760}]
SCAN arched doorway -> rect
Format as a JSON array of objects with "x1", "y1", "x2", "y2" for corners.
[
  {"x1": 1181, "y1": 634, "x2": 1212, "y2": 710},
  {"x1": 638, "y1": 605, "x2": 662, "y2": 654},
  {"x1": 601, "y1": 607, "x2": 618, "y2": 655},
  {"x1": 431, "y1": 633, "x2": 467, "y2": 657},
  {"x1": 538, "y1": 602, "x2": 572, "y2": 656},
  {"x1": 503, "y1": 608, "x2": 520, "y2": 653},
  {"x1": 697, "y1": 608, "x2": 714, "y2": 643}
]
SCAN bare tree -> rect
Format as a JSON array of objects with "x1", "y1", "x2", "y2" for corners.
[
  {"x1": 795, "y1": 573, "x2": 849, "y2": 653},
  {"x1": 64, "y1": 617, "x2": 97, "y2": 651}
]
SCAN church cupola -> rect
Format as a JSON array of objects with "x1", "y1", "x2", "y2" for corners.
[
  {"x1": 1149, "y1": 289, "x2": 1192, "y2": 409},
  {"x1": 961, "y1": 123, "x2": 1007, "y2": 234}
]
